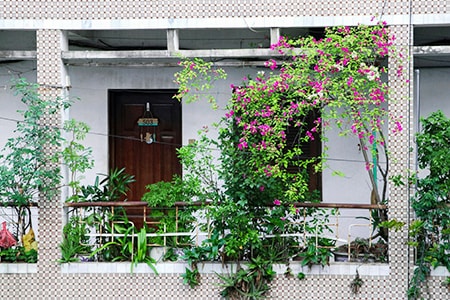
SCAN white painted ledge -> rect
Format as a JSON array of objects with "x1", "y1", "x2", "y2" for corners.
[
  {"x1": 0, "y1": 263, "x2": 37, "y2": 273},
  {"x1": 430, "y1": 266, "x2": 450, "y2": 277},
  {"x1": 61, "y1": 261, "x2": 390, "y2": 276},
  {"x1": 1, "y1": 262, "x2": 446, "y2": 277}
]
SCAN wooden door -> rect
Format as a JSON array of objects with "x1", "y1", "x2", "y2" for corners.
[{"x1": 109, "y1": 90, "x2": 182, "y2": 202}]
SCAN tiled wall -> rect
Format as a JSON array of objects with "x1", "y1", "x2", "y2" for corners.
[
  {"x1": 0, "y1": 1, "x2": 448, "y2": 19},
  {"x1": 0, "y1": 1, "x2": 449, "y2": 299}
]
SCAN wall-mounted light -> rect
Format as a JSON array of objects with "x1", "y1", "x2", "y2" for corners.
[{"x1": 138, "y1": 102, "x2": 158, "y2": 144}]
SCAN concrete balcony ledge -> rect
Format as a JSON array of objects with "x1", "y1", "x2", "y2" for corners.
[
  {"x1": 430, "y1": 266, "x2": 450, "y2": 277},
  {"x1": 0, "y1": 263, "x2": 37, "y2": 273},
  {"x1": 60, "y1": 261, "x2": 390, "y2": 277}
]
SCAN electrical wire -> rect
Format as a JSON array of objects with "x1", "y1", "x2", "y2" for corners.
[{"x1": 0, "y1": 113, "x2": 410, "y2": 167}]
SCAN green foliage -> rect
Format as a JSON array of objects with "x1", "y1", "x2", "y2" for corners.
[
  {"x1": 62, "y1": 119, "x2": 94, "y2": 198},
  {"x1": 350, "y1": 270, "x2": 364, "y2": 295},
  {"x1": 180, "y1": 232, "x2": 226, "y2": 288},
  {"x1": 162, "y1": 247, "x2": 179, "y2": 262},
  {"x1": 0, "y1": 246, "x2": 37, "y2": 263},
  {"x1": 378, "y1": 219, "x2": 405, "y2": 232},
  {"x1": 176, "y1": 135, "x2": 223, "y2": 204},
  {"x1": 217, "y1": 257, "x2": 276, "y2": 299},
  {"x1": 88, "y1": 218, "x2": 158, "y2": 273},
  {"x1": 69, "y1": 167, "x2": 135, "y2": 202},
  {"x1": 408, "y1": 110, "x2": 450, "y2": 299},
  {"x1": 181, "y1": 266, "x2": 200, "y2": 288},
  {"x1": 173, "y1": 57, "x2": 227, "y2": 109},
  {"x1": 0, "y1": 78, "x2": 71, "y2": 205},
  {"x1": 297, "y1": 237, "x2": 335, "y2": 268},
  {"x1": 133, "y1": 227, "x2": 158, "y2": 274},
  {"x1": 59, "y1": 216, "x2": 91, "y2": 263},
  {"x1": 142, "y1": 174, "x2": 199, "y2": 246},
  {"x1": 297, "y1": 272, "x2": 306, "y2": 280},
  {"x1": 92, "y1": 215, "x2": 135, "y2": 263}
]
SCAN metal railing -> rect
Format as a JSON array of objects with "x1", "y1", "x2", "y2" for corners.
[{"x1": 64, "y1": 201, "x2": 387, "y2": 262}]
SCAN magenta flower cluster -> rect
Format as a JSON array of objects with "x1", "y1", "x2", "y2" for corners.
[{"x1": 221, "y1": 22, "x2": 406, "y2": 206}]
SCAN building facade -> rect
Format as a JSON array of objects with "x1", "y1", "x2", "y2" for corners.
[{"x1": 0, "y1": 1, "x2": 449, "y2": 299}]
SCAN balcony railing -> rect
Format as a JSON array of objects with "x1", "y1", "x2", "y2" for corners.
[{"x1": 63, "y1": 201, "x2": 387, "y2": 263}]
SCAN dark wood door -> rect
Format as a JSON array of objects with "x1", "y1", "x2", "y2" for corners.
[{"x1": 109, "y1": 90, "x2": 182, "y2": 202}]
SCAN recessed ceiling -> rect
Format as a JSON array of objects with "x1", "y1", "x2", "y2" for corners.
[
  {"x1": 414, "y1": 26, "x2": 450, "y2": 68},
  {"x1": 67, "y1": 27, "x2": 321, "y2": 51}
]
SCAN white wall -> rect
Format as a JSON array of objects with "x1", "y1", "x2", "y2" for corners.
[
  {"x1": 0, "y1": 61, "x2": 36, "y2": 147},
  {"x1": 416, "y1": 68, "x2": 450, "y2": 122},
  {"x1": 0, "y1": 60, "x2": 399, "y2": 242},
  {"x1": 0, "y1": 63, "x2": 412, "y2": 241},
  {"x1": 414, "y1": 68, "x2": 450, "y2": 179},
  {"x1": 67, "y1": 64, "x2": 375, "y2": 198},
  {"x1": 66, "y1": 63, "x2": 379, "y2": 241}
]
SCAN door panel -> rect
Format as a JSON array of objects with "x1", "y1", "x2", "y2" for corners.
[{"x1": 109, "y1": 90, "x2": 182, "y2": 202}]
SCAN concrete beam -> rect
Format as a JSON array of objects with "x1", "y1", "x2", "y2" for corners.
[
  {"x1": 62, "y1": 48, "x2": 285, "y2": 63},
  {"x1": 413, "y1": 46, "x2": 450, "y2": 56},
  {"x1": 0, "y1": 50, "x2": 36, "y2": 61}
]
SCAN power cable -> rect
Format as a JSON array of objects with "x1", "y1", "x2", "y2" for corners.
[{"x1": 0, "y1": 114, "x2": 408, "y2": 166}]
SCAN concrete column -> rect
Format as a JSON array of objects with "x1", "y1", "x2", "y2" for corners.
[
  {"x1": 35, "y1": 29, "x2": 67, "y2": 289},
  {"x1": 270, "y1": 27, "x2": 280, "y2": 46},
  {"x1": 167, "y1": 29, "x2": 179, "y2": 52},
  {"x1": 387, "y1": 24, "x2": 413, "y2": 300}
]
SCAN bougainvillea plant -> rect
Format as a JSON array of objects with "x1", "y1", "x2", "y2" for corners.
[{"x1": 174, "y1": 20, "x2": 406, "y2": 295}]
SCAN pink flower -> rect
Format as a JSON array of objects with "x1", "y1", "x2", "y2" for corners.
[
  {"x1": 258, "y1": 124, "x2": 271, "y2": 136},
  {"x1": 225, "y1": 110, "x2": 234, "y2": 118},
  {"x1": 238, "y1": 139, "x2": 248, "y2": 150},
  {"x1": 264, "y1": 165, "x2": 273, "y2": 177},
  {"x1": 260, "y1": 140, "x2": 267, "y2": 150},
  {"x1": 393, "y1": 121, "x2": 403, "y2": 133},
  {"x1": 259, "y1": 186, "x2": 265, "y2": 192},
  {"x1": 264, "y1": 59, "x2": 278, "y2": 70},
  {"x1": 273, "y1": 199, "x2": 281, "y2": 206},
  {"x1": 306, "y1": 131, "x2": 314, "y2": 140},
  {"x1": 347, "y1": 76, "x2": 353, "y2": 86}
]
